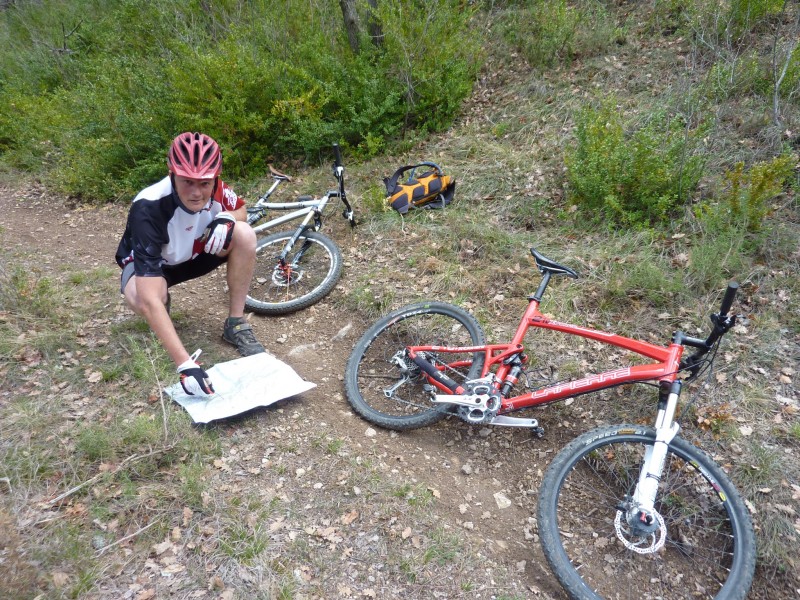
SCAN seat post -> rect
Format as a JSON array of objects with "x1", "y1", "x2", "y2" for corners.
[{"x1": 530, "y1": 271, "x2": 552, "y2": 303}]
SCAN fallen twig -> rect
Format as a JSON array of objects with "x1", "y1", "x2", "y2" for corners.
[{"x1": 96, "y1": 519, "x2": 160, "y2": 556}]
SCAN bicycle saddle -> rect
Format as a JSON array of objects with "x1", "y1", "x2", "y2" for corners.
[
  {"x1": 268, "y1": 164, "x2": 293, "y2": 181},
  {"x1": 530, "y1": 248, "x2": 579, "y2": 278}
]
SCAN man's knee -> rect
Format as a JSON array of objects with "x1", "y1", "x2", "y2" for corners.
[
  {"x1": 122, "y1": 276, "x2": 168, "y2": 314},
  {"x1": 221, "y1": 222, "x2": 256, "y2": 256}
]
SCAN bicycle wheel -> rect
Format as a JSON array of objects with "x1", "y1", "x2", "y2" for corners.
[
  {"x1": 344, "y1": 302, "x2": 486, "y2": 431},
  {"x1": 245, "y1": 230, "x2": 343, "y2": 315},
  {"x1": 537, "y1": 425, "x2": 756, "y2": 600}
]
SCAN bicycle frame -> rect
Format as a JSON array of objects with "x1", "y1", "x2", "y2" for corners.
[
  {"x1": 407, "y1": 296, "x2": 684, "y2": 413},
  {"x1": 246, "y1": 143, "x2": 354, "y2": 237},
  {"x1": 248, "y1": 195, "x2": 337, "y2": 236}
]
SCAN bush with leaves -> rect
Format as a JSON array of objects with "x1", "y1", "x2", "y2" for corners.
[
  {"x1": 565, "y1": 101, "x2": 706, "y2": 228},
  {"x1": 704, "y1": 154, "x2": 797, "y2": 232},
  {"x1": 0, "y1": 0, "x2": 481, "y2": 201}
]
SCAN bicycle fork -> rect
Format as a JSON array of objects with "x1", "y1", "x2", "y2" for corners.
[{"x1": 617, "y1": 380, "x2": 682, "y2": 553}]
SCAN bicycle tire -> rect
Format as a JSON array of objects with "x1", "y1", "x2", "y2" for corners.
[
  {"x1": 537, "y1": 424, "x2": 756, "y2": 600},
  {"x1": 344, "y1": 302, "x2": 486, "y2": 431},
  {"x1": 245, "y1": 230, "x2": 343, "y2": 315}
]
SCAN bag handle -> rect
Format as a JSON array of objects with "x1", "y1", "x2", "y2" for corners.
[{"x1": 384, "y1": 162, "x2": 443, "y2": 194}]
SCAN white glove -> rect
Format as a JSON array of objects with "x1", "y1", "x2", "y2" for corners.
[
  {"x1": 203, "y1": 213, "x2": 236, "y2": 255},
  {"x1": 177, "y1": 353, "x2": 214, "y2": 396}
]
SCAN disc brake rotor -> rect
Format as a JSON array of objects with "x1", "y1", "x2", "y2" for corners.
[{"x1": 614, "y1": 510, "x2": 666, "y2": 554}]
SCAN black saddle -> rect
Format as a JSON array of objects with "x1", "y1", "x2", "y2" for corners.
[{"x1": 530, "y1": 248, "x2": 579, "y2": 278}]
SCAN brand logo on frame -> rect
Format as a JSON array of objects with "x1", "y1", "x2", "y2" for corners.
[{"x1": 530, "y1": 367, "x2": 632, "y2": 400}]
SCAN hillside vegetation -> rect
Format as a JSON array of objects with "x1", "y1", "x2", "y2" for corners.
[
  {"x1": 0, "y1": 0, "x2": 479, "y2": 199},
  {"x1": 1, "y1": 1, "x2": 800, "y2": 599}
]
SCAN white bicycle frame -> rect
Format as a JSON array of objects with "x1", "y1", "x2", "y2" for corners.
[{"x1": 246, "y1": 156, "x2": 353, "y2": 237}]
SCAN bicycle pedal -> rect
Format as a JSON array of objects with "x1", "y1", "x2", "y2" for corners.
[{"x1": 488, "y1": 415, "x2": 540, "y2": 429}]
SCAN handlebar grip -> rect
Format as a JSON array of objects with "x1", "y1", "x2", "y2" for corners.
[
  {"x1": 332, "y1": 143, "x2": 342, "y2": 167},
  {"x1": 719, "y1": 282, "x2": 739, "y2": 316}
]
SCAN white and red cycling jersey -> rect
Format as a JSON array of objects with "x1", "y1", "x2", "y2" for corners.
[{"x1": 115, "y1": 176, "x2": 244, "y2": 277}]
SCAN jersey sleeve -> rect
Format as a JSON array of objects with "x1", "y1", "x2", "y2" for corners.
[
  {"x1": 129, "y1": 201, "x2": 168, "y2": 277},
  {"x1": 215, "y1": 180, "x2": 245, "y2": 211}
]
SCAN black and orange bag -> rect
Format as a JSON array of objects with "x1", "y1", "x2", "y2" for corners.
[{"x1": 384, "y1": 162, "x2": 456, "y2": 214}]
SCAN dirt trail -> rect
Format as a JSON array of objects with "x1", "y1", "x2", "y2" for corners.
[{"x1": 1, "y1": 185, "x2": 570, "y2": 599}]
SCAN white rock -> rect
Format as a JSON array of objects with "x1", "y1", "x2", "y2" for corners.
[{"x1": 493, "y1": 492, "x2": 512, "y2": 509}]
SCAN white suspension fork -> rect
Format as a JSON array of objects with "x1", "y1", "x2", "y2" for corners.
[{"x1": 633, "y1": 381, "x2": 681, "y2": 513}]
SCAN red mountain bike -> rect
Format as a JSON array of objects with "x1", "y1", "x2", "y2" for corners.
[{"x1": 344, "y1": 247, "x2": 756, "y2": 600}]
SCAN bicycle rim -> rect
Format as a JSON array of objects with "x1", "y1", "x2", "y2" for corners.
[
  {"x1": 344, "y1": 302, "x2": 485, "y2": 431},
  {"x1": 537, "y1": 425, "x2": 756, "y2": 600},
  {"x1": 246, "y1": 230, "x2": 342, "y2": 315}
]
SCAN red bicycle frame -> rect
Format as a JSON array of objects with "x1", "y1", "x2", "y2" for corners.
[{"x1": 407, "y1": 297, "x2": 684, "y2": 412}]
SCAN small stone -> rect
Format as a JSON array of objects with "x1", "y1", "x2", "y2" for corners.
[{"x1": 493, "y1": 492, "x2": 512, "y2": 509}]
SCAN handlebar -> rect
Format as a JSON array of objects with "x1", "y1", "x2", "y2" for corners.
[
  {"x1": 719, "y1": 282, "x2": 738, "y2": 317},
  {"x1": 677, "y1": 282, "x2": 739, "y2": 377},
  {"x1": 333, "y1": 143, "x2": 342, "y2": 169}
]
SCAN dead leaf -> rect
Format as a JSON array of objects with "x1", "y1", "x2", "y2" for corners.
[
  {"x1": 52, "y1": 572, "x2": 70, "y2": 587},
  {"x1": 791, "y1": 484, "x2": 800, "y2": 501},
  {"x1": 135, "y1": 590, "x2": 156, "y2": 600},
  {"x1": 209, "y1": 575, "x2": 224, "y2": 591},
  {"x1": 152, "y1": 540, "x2": 172, "y2": 556},
  {"x1": 401, "y1": 527, "x2": 412, "y2": 539},
  {"x1": 161, "y1": 563, "x2": 185, "y2": 575},
  {"x1": 65, "y1": 503, "x2": 87, "y2": 517},
  {"x1": 340, "y1": 510, "x2": 359, "y2": 525},
  {"x1": 86, "y1": 371, "x2": 102, "y2": 383}
]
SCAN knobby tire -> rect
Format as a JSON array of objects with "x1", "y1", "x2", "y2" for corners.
[
  {"x1": 245, "y1": 230, "x2": 342, "y2": 315},
  {"x1": 537, "y1": 425, "x2": 756, "y2": 600},
  {"x1": 344, "y1": 302, "x2": 486, "y2": 431}
]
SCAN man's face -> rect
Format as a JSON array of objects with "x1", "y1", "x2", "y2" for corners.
[{"x1": 173, "y1": 175, "x2": 215, "y2": 212}]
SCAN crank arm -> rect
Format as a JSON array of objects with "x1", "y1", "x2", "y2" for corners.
[
  {"x1": 433, "y1": 393, "x2": 490, "y2": 408},
  {"x1": 486, "y1": 415, "x2": 541, "y2": 428}
]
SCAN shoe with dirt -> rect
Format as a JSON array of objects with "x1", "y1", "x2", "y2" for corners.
[{"x1": 222, "y1": 317, "x2": 266, "y2": 357}]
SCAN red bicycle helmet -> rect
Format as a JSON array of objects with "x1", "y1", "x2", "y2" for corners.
[{"x1": 167, "y1": 132, "x2": 222, "y2": 179}]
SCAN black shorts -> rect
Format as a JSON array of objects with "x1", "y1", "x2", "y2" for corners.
[{"x1": 120, "y1": 253, "x2": 227, "y2": 294}]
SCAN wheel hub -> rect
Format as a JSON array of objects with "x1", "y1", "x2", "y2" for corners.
[{"x1": 614, "y1": 507, "x2": 666, "y2": 554}]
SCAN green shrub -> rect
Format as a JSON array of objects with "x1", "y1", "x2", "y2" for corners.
[
  {"x1": 0, "y1": 0, "x2": 481, "y2": 201},
  {"x1": 496, "y1": 0, "x2": 617, "y2": 69},
  {"x1": 566, "y1": 101, "x2": 706, "y2": 228},
  {"x1": 712, "y1": 154, "x2": 796, "y2": 232}
]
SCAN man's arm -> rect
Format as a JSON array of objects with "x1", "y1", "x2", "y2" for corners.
[
  {"x1": 230, "y1": 205, "x2": 247, "y2": 222},
  {"x1": 135, "y1": 275, "x2": 192, "y2": 366}
]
